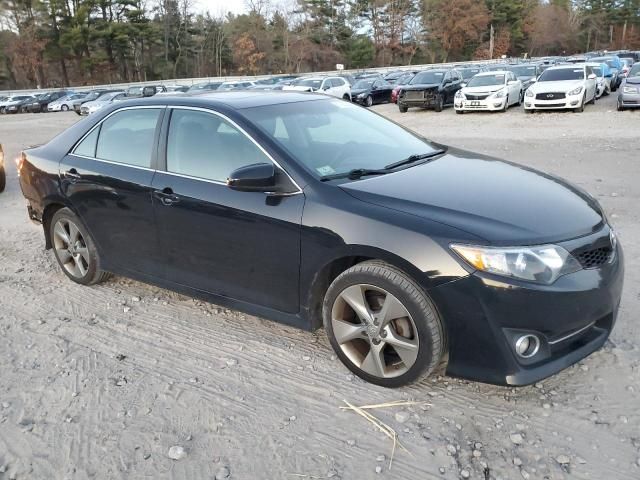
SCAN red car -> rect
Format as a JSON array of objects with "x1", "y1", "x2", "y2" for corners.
[{"x1": 391, "y1": 72, "x2": 419, "y2": 103}]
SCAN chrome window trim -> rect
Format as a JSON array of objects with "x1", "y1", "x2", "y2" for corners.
[
  {"x1": 69, "y1": 105, "x2": 165, "y2": 170},
  {"x1": 166, "y1": 105, "x2": 303, "y2": 195}
]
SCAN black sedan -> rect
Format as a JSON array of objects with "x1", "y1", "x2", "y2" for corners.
[
  {"x1": 25, "y1": 90, "x2": 71, "y2": 113},
  {"x1": 351, "y1": 78, "x2": 394, "y2": 107},
  {"x1": 398, "y1": 69, "x2": 464, "y2": 112},
  {"x1": 18, "y1": 92, "x2": 623, "y2": 388}
]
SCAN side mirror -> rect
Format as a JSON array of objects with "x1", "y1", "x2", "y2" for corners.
[
  {"x1": 588, "y1": 73, "x2": 597, "y2": 80},
  {"x1": 460, "y1": 82, "x2": 467, "y2": 88},
  {"x1": 227, "y1": 163, "x2": 277, "y2": 192},
  {"x1": 142, "y1": 86, "x2": 156, "y2": 97},
  {"x1": 322, "y1": 85, "x2": 330, "y2": 91},
  {"x1": 507, "y1": 80, "x2": 517, "y2": 85},
  {"x1": 443, "y1": 78, "x2": 452, "y2": 85}
]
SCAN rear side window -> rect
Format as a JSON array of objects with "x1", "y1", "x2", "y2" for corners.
[
  {"x1": 95, "y1": 109, "x2": 161, "y2": 168},
  {"x1": 74, "y1": 128, "x2": 99, "y2": 157},
  {"x1": 330, "y1": 78, "x2": 344, "y2": 87},
  {"x1": 166, "y1": 109, "x2": 271, "y2": 182}
]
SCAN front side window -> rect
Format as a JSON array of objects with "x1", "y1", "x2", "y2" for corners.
[
  {"x1": 166, "y1": 109, "x2": 271, "y2": 182},
  {"x1": 95, "y1": 108, "x2": 161, "y2": 168}
]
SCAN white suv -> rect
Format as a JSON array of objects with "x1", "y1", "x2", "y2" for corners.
[
  {"x1": 524, "y1": 65, "x2": 597, "y2": 113},
  {"x1": 283, "y1": 76, "x2": 351, "y2": 100}
]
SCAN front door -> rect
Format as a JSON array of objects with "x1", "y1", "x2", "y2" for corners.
[
  {"x1": 152, "y1": 107, "x2": 304, "y2": 313},
  {"x1": 59, "y1": 107, "x2": 165, "y2": 276}
]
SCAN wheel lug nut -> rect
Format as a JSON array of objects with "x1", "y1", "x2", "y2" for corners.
[
  {"x1": 372, "y1": 339, "x2": 381, "y2": 345},
  {"x1": 380, "y1": 330, "x2": 387, "y2": 338},
  {"x1": 373, "y1": 319, "x2": 379, "y2": 326}
]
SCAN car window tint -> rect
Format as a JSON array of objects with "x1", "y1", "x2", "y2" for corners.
[
  {"x1": 331, "y1": 78, "x2": 344, "y2": 87},
  {"x1": 95, "y1": 108, "x2": 160, "y2": 168},
  {"x1": 166, "y1": 109, "x2": 271, "y2": 182},
  {"x1": 74, "y1": 127, "x2": 99, "y2": 157}
]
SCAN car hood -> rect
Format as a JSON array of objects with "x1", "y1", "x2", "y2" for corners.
[
  {"x1": 283, "y1": 86, "x2": 316, "y2": 92},
  {"x1": 461, "y1": 85, "x2": 503, "y2": 94},
  {"x1": 402, "y1": 83, "x2": 440, "y2": 91},
  {"x1": 529, "y1": 80, "x2": 583, "y2": 93},
  {"x1": 340, "y1": 149, "x2": 604, "y2": 245},
  {"x1": 625, "y1": 76, "x2": 640, "y2": 85}
]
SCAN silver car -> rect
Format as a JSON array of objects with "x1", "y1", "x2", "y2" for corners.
[
  {"x1": 617, "y1": 63, "x2": 640, "y2": 111},
  {"x1": 48, "y1": 93, "x2": 87, "y2": 112}
]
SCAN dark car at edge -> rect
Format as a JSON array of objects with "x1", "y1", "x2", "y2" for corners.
[
  {"x1": 398, "y1": 69, "x2": 464, "y2": 112},
  {"x1": 18, "y1": 92, "x2": 624, "y2": 388},
  {"x1": 351, "y1": 78, "x2": 394, "y2": 107}
]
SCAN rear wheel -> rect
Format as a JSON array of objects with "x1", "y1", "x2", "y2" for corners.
[
  {"x1": 0, "y1": 165, "x2": 5, "y2": 193},
  {"x1": 342, "y1": 94, "x2": 351, "y2": 101},
  {"x1": 50, "y1": 208, "x2": 110, "y2": 285},
  {"x1": 323, "y1": 261, "x2": 444, "y2": 388}
]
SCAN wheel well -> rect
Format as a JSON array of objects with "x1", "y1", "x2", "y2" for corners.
[
  {"x1": 306, "y1": 256, "x2": 373, "y2": 329},
  {"x1": 42, "y1": 203, "x2": 65, "y2": 249}
]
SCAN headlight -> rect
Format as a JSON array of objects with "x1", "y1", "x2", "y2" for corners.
[
  {"x1": 357, "y1": 93, "x2": 366, "y2": 98},
  {"x1": 567, "y1": 86, "x2": 583, "y2": 96},
  {"x1": 623, "y1": 86, "x2": 639, "y2": 94},
  {"x1": 490, "y1": 89, "x2": 506, "y2": 98},
  {"x1": 525, "y1": 89, "x2": 534, "y2": 97},
  {"x1": 450, "y1": 244, "x2": 581, "y2": 285}
]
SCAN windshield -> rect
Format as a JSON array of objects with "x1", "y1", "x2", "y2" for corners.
[
  {"x1": 591, "y1": 67, "x2": 602, "y2": 76},
  {"x1": 85, "y1": 92, "x2": 101, "y2": 101},
  {"x1": 460, "y1": 69, "x2": 481, "y2": 79},
  {"x1": 353, "y1": 80, "x2": 375, "y2": 89},
  {"x1": 242, "y1": 99, "x2": 440, "y2": 179},
  {"x1": 538, "y1": 68, "x2": 584, "y2": 81},
  {"x1": 467, "y1": 74, "x2": 505, "y2": 87},
  {"x1": 411, "y1": 71, "x2": 445, "y2": 84},
  {"x1": 507, "y1": 65, "x2": 537, "y2": 77},
  {"x1": 297, "y1": 79, "x2": 322, "y2": 89},
  {"x1": 629, "y1": 64, "x2": 640, "y2": 77},
  {"x1": 396, "y1": 73, "x2": 414, "y2": 85}
]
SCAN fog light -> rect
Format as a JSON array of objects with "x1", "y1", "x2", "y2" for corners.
[{"x1": 515, "y1": 334, "x2": 540, "y2": 358}]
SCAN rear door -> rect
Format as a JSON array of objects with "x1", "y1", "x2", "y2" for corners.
[
  {"x1": 151, "y1": 107, "x2": 304, "y2": 313},
  {"x1": 59, "y1": 106, "x2": 165, "y2": 277}
]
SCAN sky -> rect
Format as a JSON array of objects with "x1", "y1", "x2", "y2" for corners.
[{"x1": 195, "y1": 0, "x2": 249, "y2": 16}]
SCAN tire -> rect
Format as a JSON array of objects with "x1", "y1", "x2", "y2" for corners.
[
  {"x1": 61, "y1": 104, "x2": 69, "y2": 111},
  {"x1": 588, "y1": 91, "x2": 596, "y2": 105},
  {"x1": 323, "y1": 260, "x2": 445, "y2": 388},
  {"x1": 434, "y1": 95, "x2": 444, "y2": 112},
  {"x1": 502, "y1": 95, "x2": 509, "y2": 112},
  {"x1": 517, "y1": 91, "x2": 523, "y2": 105},
  {"x1": 342, "y1": 94, "x2": 351, "y2": 101},
  {"x1": 617, "y1": 101, "x2": 624, "y2": 111},
  {"x1": 455, "y1": 109, "x2": 464, "y2": 114},
  {"x1": 398, "y1": 103, "x2": 408, "y2": 113},
  {"x1": 365, "y1": 95, "x2": 373, "y2": 108},
  {"x1": 525, "y1": 108, "x2": 535, "y2": 114},
  {"x1": 50, "y1": 208, "x2": 111, "y2": 286},
  {"x1": 574, "y1": 94, "x2": 585, "y2": 113},
  {"x1": 0, "y1": 166, "x2": 5, "y2": 193}
]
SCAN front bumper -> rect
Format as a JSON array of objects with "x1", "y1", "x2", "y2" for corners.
[
  {"x1": 398, "y1": 91, "x2": 439, "y2": 108},
  {"x1": 618, "y1": 91, "x2": 640, "y2": 108},
  {"x1": 48, "y1": 104, "x2": 62, "y2": 112},
  {"x1": 454, "y1": 97, "x2": 506, "y2": 111},
  {"x1": 524, "y1": 92, "x2": 582, "y2": 110},
  {"x1": 428, "y1": 226, "x2": 624, "y2": 386}
]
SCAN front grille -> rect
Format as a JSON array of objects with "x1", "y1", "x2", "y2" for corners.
[
  {"x1": 576, "y1": 246, "x2": 612, "y2": 269},
  {"x1": 536, "y1": 92, "x2": 566, "y2": 100},
  {"x1": 405, "y1": 91, "x2": 424, "y2": 100},
  {"x1": 466, "y1": 94, "x2": 489, "y2": 100},
  {"x1": 534, "y1": 102, "x2": 566, "y2": 108}
]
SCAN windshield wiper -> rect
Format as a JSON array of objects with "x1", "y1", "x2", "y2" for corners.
[
  {"x1": 320, "y1": 168, "x2": 391, "y2": 182},
  {"x1": 384, "y1": 149, "x2": 446, "y2": 170}
]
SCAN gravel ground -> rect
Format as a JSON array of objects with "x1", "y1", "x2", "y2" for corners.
[{"x1": 0, "y1": 95, "x2": 639, "y2": 480}]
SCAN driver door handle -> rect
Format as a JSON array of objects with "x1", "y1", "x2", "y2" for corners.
[
  {"x1": 154, "y1": 187, "x2": 180, "y2": 206},
  {"x1": 63, "y1": 168, "x2": 81, "y2": 181}
]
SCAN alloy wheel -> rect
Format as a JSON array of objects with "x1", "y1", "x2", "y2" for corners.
[
  {"x1": 331, "y1": 284, "x2": 419, "y2": 378},
  {"x1": 52, "y1": 218, "x2": 90, "y2": 278}
]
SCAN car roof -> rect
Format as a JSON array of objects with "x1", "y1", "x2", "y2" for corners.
[
  {"x1": 475, "y1": 70, "x2": 508, "y2": 76},
  {"x1": 547, "y1": 64, "x2": 585, "y2": 70},
  {"x1": 119, "y1": 90, "x2": 331, "y2": 110}
]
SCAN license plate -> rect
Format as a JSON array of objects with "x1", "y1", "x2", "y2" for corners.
[{"x1": 471, "y1": 101, "x2": 480, "y2": 106}]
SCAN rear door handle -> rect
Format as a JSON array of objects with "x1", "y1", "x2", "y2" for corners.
[
  {"x1": 64, "y1": 168, "x2": 81, "y2": 181},
  {"x1": 154, "y1": 188, "x2": 180, "y2": 206}
]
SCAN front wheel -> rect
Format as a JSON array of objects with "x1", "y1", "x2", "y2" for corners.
[
  {"x1": 398, "y1": 103, "x2": 408, "y2": 113},
  {"x1": 574, "y1": 94, "x2": 585, "y2": 113},
  {"x1": 365, "y1": 95, "x2": 373, "y2": 107},
  {"x1": 0, "y1": 166, "x2": 5, "y2": 193},
  {"x1": 50, "y1": 208, "x2": 111, "y2": 285},
  {"x1": 434, "y1": 95, "x2": 444, "y2": 112},
  {"x1": 323, "y1": 261, "x2": 444, "y2": 388},
  {"x1": 61, "y1": 104, "x2": 69, "y2": 111}
]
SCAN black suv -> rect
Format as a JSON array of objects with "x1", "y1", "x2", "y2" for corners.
[{"x1": 398, "y1": 69, "x2": 463, "y2": 112}]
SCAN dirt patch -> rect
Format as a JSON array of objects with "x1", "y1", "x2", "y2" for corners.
[{"x1": 0, "y1": 98, "x2": 638, "y2": 479}]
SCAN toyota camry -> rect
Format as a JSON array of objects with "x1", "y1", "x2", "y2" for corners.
[{"x1": 18, "y1": 92, "x2": 624, "y2": 388}]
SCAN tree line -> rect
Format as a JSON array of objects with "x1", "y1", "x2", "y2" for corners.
[{"x1": 0, "y1": 0, "x2": 639, "y2": 90}]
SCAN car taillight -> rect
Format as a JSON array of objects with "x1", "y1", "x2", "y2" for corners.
[{"x1": 16, "y1": 151, "x2": 26, "y2": 174}]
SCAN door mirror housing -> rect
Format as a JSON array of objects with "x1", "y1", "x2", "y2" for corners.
[
  {"x1": 322, "y1": 84, "x2": 331, "y2": 91},
  {"x1": 460, "y1": 82, "x2": 467, "y2": 88},
  {"x1": 443, "y1": 78, "x2": 452, "y2": 85},
  {"x1": 227, "y1": 163, "x2": 278, "y2": 192},
  {"x1": 507, "y1": 80, "x2": 518, "y2": 85},
  {"x1": 142, "y1": 86, "x2": 156, "y2": 97},
  {"x1": 588, "y1": 73, "x2": 597, "y2": 80}
]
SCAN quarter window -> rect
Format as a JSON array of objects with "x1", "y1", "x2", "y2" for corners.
[
  {"x1": 166, "y1": 109, "x2": 272, "y2": 182},
  {"x1": 74, "y1": 128, "x2": 99, "y2": 157},
  {"x1": 95, "y1": 108, "x2": 161, "y2": 168}
]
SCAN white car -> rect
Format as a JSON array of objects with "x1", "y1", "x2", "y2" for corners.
[
  {"x1": 524, "y1": 65, "x2": 597, "y2": 113},
  {"x1": 454, "y1": 71, "x2": 522, "y2": 113},
  {"x1": 283, "y1": 76, "x2": 351, "y2": 100},
  {"x1": 80, "y1": 91, "x2": 125, "y2": 115},
  {"x1": 218, "y1": 81, "x2": 256, "y2": 91},
  {"x1": 48, "y1": 93, "x2": 87, "y2": 112},
  {"x1": 585, "y1": 62, "x2": 611, "y2": 98}
]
